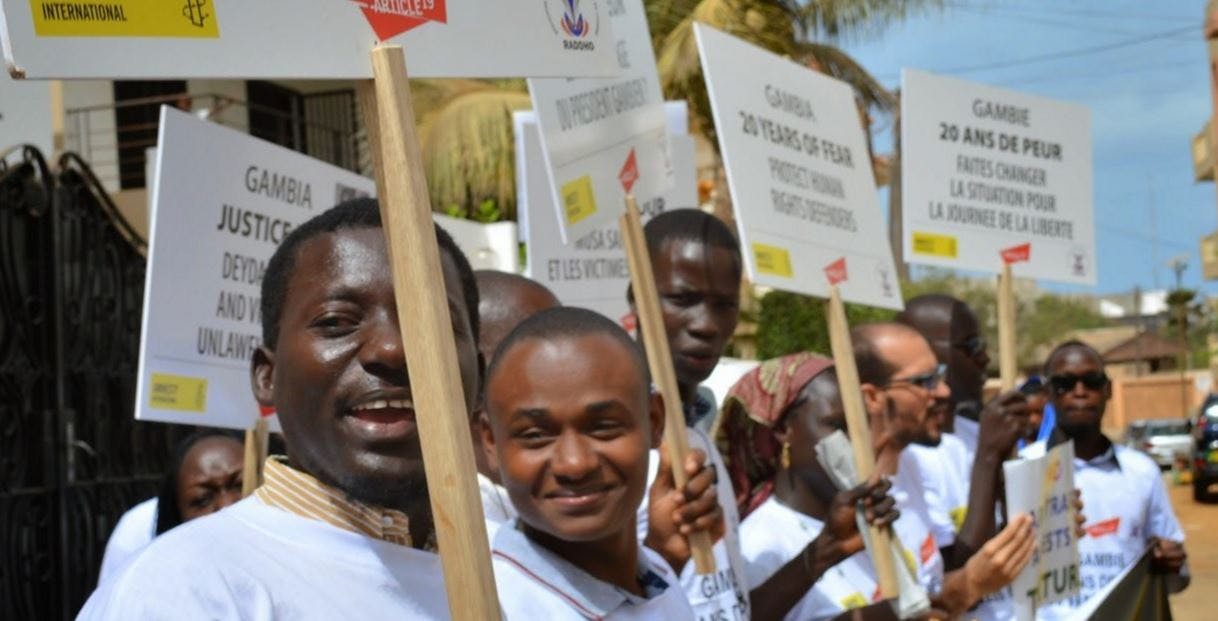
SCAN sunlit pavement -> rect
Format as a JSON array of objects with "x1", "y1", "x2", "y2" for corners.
[{"x1": 1166, "y1": 473, "x2": 1216, "y2": 620}]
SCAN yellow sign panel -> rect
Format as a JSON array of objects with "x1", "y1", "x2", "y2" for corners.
[
  {"x1": 149, "y1": 373, "x2": 207, "y2": 412},
  {"x1": 561, "y1": 175, "x2": 597, "y2": 226},
  {"x1": 29, "y1": 0, "x2": 220, "y2": 38},
  {"x1": 752, "y1": 243, "x2": 794, "y2": 278},
  {"x1": 911, "y1": 231, "x2": 958, "y2": 258}
]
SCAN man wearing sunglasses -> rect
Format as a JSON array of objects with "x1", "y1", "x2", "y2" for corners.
[{"x1": 1037, "y1": 341, "x2": 1188, "y2": 619}]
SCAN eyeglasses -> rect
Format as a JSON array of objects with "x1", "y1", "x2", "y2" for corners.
[
  {"x1": 954, "y1": 336, "x2": 987, "y2": 358},
  {"x1": 883, "y1": 363, "x2": 947, "y2": 392},
  {"x1": 1049, "y1": 372, "x2": 1108, "y2": 395}
]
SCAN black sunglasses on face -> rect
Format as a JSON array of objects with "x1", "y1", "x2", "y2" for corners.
[
  {"x1": 883, "y1": 363, "x2": 947, "y2": 392},
  {"x1": 1049, "y1": 372, "x2": 1108, "y2": 394}
]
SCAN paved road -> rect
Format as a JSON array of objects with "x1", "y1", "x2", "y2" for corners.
[{"x1": 1166, "y1": 475, "x2": 1215, "y2": 620}]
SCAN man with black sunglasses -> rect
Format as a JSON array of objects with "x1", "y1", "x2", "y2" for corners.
[{"x1": 1037, "y1": 340, "x2": 1188, "y2": 619}]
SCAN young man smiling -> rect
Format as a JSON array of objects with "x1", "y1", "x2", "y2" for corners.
[
  {"x1": 81, "y1": 198, "x2": 482, "y2": 618},
  {"x1": 481, "y1": 306, "x2": 698, "y2": 619}
]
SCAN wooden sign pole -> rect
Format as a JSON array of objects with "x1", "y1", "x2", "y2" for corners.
[
  {"x1": 825, "y1": 285, "x2": 900, "y2": 599},
  {"x1": 619, "y1": 195, "x2": 717, "y2": 575},
  {"x1": 998, "y1": 262, "x2": 1017, "y2": 392},
  {"x1": 241, "y1": 417, "x2": 269, "y2": 496},
  {"x1": 358, "y1": 45, "x2": 501, "y2": 620}
]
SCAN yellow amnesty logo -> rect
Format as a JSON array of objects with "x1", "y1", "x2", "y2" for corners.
[
  {"x1": 911, "y1": 231, "x2": 958, "y2": 258},
  {"x1": 561, "y1": 175, "x2": 597, "y2": 226},
  {"x1": 29, "y1": 0, "x2": 220, "y2": 37},
  {"x1": 950, "y1": 506, "x2": 967, "y2": 532},
  {"x1": 752, "y1": 243, "x2": 794, "y2": 278},
  {"x1": 149, "y1": 373, "x2": 208, "y2": 412}
]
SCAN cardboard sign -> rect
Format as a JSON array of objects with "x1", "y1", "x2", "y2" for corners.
[
  {"x1": 694, "y1": 23, "x2": 901, "y2": 310},
  {"x1": 517, "y1": 110, "x2": 696, "y2": 325},
  {"x1": 0, "y1": 72, "x2": 51, "y2": 155},
  {"x1": 0, "y1": 0, "x2": 618, "y2": 79},
  {"x1": 137, "y1": 108, "x2": 512, "y2": 430},
  {"x1": 1003, "y1": 441, "x2": 1082, "y2": 619},
  {"x1": 901, "y1": 69, "x2": 1095, "y2": 285},
  {"x1": 136, "y1": 107, "x2": 376, "y2": 430},
  {"x1": 528, "y1": 0, "x2": 671, "y2": 243}
]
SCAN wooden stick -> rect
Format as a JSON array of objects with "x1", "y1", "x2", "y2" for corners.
[
  {"x1": 826, "y1": 285, "x2": 900, "y2": 599},
  {"x1": 619, "y1": 195, "x2": 717, "y2": 575},
  {"x1": 363, "y1": 45, "x2": 500, "y2": 620},
  {"x1": 241, "y1": 417, "x2": 270, "y2": 496},
  {"x1": 998, "y1": 262, "x2": 1017, "y2": 392}
]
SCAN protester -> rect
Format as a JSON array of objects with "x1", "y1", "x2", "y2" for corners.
[
  {"x1": 80, "y1": 198, "x2": 482, "y2": 618},
  {"x1": 852, "y1": 322, "x2": 1036, "y2": 616},
  {"x1": 1037, "y1": 341, "x2": 1188, "y2": 619},
  {"x1": 98, "y1": 429, "x2": 243, "y2": 583},
  {"x1": 473, "y1": 270, "x2": 560, "y2": 524},
  {"x1": 632, "y1": 208, "x2": 752, "y2": 619},
  {"x1": 715, "y1": 353, "x2": 904, "y2": 620},
  {"x1": 897, "y1": 295, "x2": 1030, "y2": 568},
  {"x1": 481, "y1": 306, "x2": 701, "y2": 618}
]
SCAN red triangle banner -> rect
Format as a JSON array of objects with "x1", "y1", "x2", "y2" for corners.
[{"x1": 353, "y1": 0, "x2": 447, "y2": 41}]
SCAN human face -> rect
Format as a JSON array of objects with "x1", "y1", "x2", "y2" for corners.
[
  {"x1": 781, "y1": 373, "x2": 847, "y2": 502},
  {"x1": 483, "y1": 334, "x2": 661, "y2": 545},
  {"x1": 1048, "y1": 347, "x2": 1110, "y2": 437},
  {"x1": 252, "y1": 227, "x2": 480, "y2": 508},
  {"x1": 863, "y1": 330, "x2": 950, "y2": 448},
  {"x1": 650, "y1": 240, "x2": 741, "y2": 393},
  {"x1": 946, "y1": 305, "x2": 989, "y2": 408},
  {"x1": 176, "y1": 436, "x2": 244, "y2": 522}
]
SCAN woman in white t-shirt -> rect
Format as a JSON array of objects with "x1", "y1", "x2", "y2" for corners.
[{"x1": 713, "y1": 353, "x2": 903, "y2": 620}]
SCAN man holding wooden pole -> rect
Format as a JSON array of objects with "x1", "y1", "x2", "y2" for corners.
[{"x1": 79, "y1": 199, "x2": 484, "y2": 619}]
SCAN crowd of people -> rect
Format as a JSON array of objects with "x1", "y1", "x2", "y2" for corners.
[{"x1": 80, "y1": 200, "x2": 1188, "y2": 620}]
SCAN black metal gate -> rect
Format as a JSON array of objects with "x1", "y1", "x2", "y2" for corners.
[{"x1": 0, "y1": 145, "x2": 192, "y2": 619}]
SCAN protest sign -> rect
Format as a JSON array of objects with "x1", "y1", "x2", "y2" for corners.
[
  {"x1": 433, "y1": 212, "x2": 519, "y2": 273},
  {"x1": 1003, "y1": 441, "x2": 1082, "y2": 620},
  {"x1": 694, "y1": 23, "x2": 901, "y2": 310},
  {"x1": 528, "y1": 0, "x2": 671, "y2": 243},
  {"x1": 0, "y1": 0, "x2": 618, "y2": 79},
  {"x1": 517, "y1": 112, "x2": 696, "y2": 325},
  {"x1": 901, "y1": 68, "x2": 1095, "y2": 285},
  {"x1": 0, "y1": 72, "x2": 51, "y2": 155},
  {"x1": 136, "y1": 106, "x2": 376, "y2": 430}
]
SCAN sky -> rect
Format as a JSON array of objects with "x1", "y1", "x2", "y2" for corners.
[{"x1": 831, "y1": 0, "x2": 1210, "y2": 296}]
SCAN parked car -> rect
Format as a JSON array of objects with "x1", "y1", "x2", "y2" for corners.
[
  {"x1": 1194, "y1": 397, "x2": 1218, "y2": 501},
  {"x1": 1124, "y1": 419, "x2": 1192, "y2": 469}
]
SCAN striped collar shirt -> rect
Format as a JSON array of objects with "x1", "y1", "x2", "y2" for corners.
[{"x1": 254, "y1": 456, "x2": 433, "y2": 550}]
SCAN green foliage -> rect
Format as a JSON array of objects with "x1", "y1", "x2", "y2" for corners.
[{"x1": 755, "y1": 289, "x2": 896, "y2": 359}]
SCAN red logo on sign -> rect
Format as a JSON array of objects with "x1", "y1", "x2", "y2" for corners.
[
  {"x1": 919, "y1": 533, "x2": 936, "y2": 563},
  {"x1": 824, "y1": 257, "x2": 848, "y2": 285},
  {"x1": 1001, "y1": 243, "x2": 1031, "y2": 265},
  {"x1": 1084, "y1": 517, "x2": 1120, "y2": 538},
  {"x1": 259, "y1": 405, "x2": 276, "y2": 418},
  {"x1": 352, "y1": 0, "x2": 448, "y2": 41},
  {"x1": 620, "y1": 312, "x2": 637, "y2": 333},
  {"x1": 619, "y1": 148, "x2": 639, "y2": 193}
]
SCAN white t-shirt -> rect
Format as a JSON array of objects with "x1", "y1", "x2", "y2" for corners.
[
  {"x1": 953, "y1": 416, "x2": 980, "y2": 463},
  {"x1": 479, "y1": 472, "x2": 517, "y2": 525},
  {"x1": 97, "y1": 497, "x2": 158, "y2": 584},
  {"x1": 900, "y1": 433, "x2": 972, "y2": 548},
  {"x1": 636, "y1": 426, "x2": 751, "y2": 620},
  {"x1": 78, "y1": 496, "x2": 451, "y2": 620},
  {"x1": 890, "y1": 463, "x2": 947, "y2": 596},
  {"x1": 1036, "y1": 445, "x2": 1186, "y2": 620},
  {"x1": 739, "y1": 497, "x2": 887, "y2": 620},
  {"x1": 492, "y1": 521, "x2": 694, "y2": 620}
]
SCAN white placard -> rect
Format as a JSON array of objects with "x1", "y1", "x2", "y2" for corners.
[
  {"x1": 433, "y1": 212, "x2": 519, "y2": 273},
  {"x1": 0, "y1": 71, "x2": 51, "y2": 155},
  {"x1": 517, "y1": 111, "x2": 697, "y2": 324},
  {"x1": 1003, "y1": 441, "x2": 1082, "y2": 620},
  {"x1": 901, "y1": 69, "x2": 1095, "y2": 285},
  {"x1": 138, "y1": 107, "x2": 378, "y2": 430},
  {"x1": 528, "y1": 0, "x2": 671, "y2": 243},
  {"x1": 694, "y1": 24, "x2": 901, "y2": 310},
  {"x1": 1, "y1": 0, "x2": 617, "y2": 79}
]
